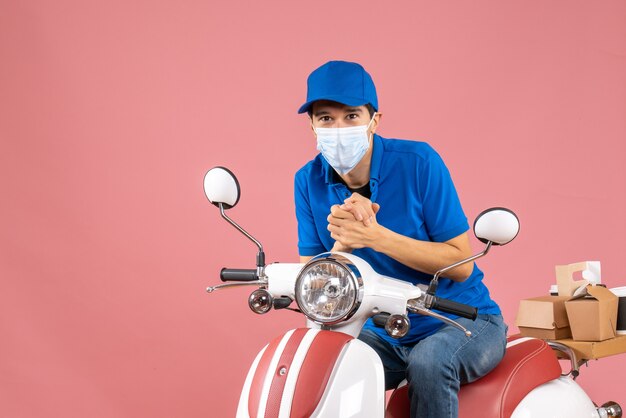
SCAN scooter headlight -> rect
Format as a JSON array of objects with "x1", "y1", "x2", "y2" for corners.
[{"x1": 295, "y1": 253, "x2": 363, "y2": 325}]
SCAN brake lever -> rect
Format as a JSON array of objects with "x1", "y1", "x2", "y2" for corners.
[
  {"x1": 407, "y1": 299, "x2": 472, "y2": 337},
  {"x1": 206, "y1": 280, "x2": 267, "y2": 293}
]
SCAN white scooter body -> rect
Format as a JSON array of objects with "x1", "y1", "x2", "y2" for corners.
[
  {"x1": 236, "y1": 329, "x2": 385, "y2": 418},
  {"x1": 234, "y1": 262, "x2": 603, "y2": 418},
  {"x1": 235, "y1": 260, "x2": 411, "y2": 418},
  {"x1": 202, "y1": 167, "x2": 621, "y2": 418},
  {"x1": 236, "y1": 331, "x2": 601, "y2": 418}
]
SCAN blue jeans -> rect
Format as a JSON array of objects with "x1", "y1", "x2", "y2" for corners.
[{"x1": 358, "y1": 314, "x2": 507, "y2": 418}]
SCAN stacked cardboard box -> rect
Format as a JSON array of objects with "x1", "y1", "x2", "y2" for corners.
[
  {"x1": 564, "y1": 285, "x2": 618, "y2": 341},
  {"x1": 516, "y1": 296, "x2": 570, "y2": 339},
  {"x1": 515, "y1": 261, "x2": 626, "y2": 359}
]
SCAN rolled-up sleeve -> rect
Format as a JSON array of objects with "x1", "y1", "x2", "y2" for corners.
[
  {"x1": 418, "y1": 151, "x2": 469, "y2": 243},
  {"x1": 295, "y1": 169, "x2": 326, "y2": 256}
]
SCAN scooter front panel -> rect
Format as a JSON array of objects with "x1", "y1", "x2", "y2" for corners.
[
  {"x1": 238, "y1": 328, "x2": 356, "y2": 418},
  {"x1": 264, "y1": 328, "x2": 310, "y2": 417},
  {"x1": 290, "y1": 330, "x2": 356, "y2": 417},
  {"x1": 246, "y1": 329, "x2": 291, "y2": 418},
  {"x1": 309, "y1": 338, "x2": 386, "y2": 418}
]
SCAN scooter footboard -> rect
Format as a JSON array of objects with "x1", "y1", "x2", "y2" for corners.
[{"x1": 237, "y1": 328, "x2": 385, "y2": 418}]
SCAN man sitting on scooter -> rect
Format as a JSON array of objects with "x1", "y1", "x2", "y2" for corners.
[{"x1": 295, "y1": 60, "x2": 507, "y2": 418}]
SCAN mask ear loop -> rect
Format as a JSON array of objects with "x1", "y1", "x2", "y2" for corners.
[
  {"x1": 368, "y1": 112, "x2": 377, "y2": 129},
  {"x1": 367, "y1": 112, "x2": 377, "y2": 141}
]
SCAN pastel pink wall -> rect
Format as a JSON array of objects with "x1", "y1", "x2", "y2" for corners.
[{"x1": 1, "y1": 1, "x2": 625, "y2": 416}]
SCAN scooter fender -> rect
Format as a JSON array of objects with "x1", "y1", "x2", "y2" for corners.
[
  {"x1": 511, "y1": 376, "x2": 599, "y2": 418},
  {"x1": 237, "y1": 328, "x2": 385, "y2": 418}
]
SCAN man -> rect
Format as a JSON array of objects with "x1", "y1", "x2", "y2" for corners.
[{"x1": 294, "y1": 60, "x2": 507, "y2": 418}]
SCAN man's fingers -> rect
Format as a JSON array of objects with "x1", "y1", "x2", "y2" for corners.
[
  {"x1": 348, "y1": 192, "x2": 368, "y2": 203},
  {"x1": 340, "y1": 202, "x2": 365, "y2": 221},
  {"x1": 333, "y1": 199, "x2": 380, "y2": 226},
  {"x1": 327, "y1": 213, "x2": 345, "y2": 226},
  {"x1": 330, "y1": 204, "x2": 354, "y2": 219},
  {"x1": 342, "y1": 202, "x2": 374, "y2": 224},
  {"x1": 354, "y1": 204, "x2": 368, "y2": 221}
]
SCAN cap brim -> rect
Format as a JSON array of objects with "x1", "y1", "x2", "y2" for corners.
[{"x1": 297, "y1": 95, "x2": 370, "y2": 114}]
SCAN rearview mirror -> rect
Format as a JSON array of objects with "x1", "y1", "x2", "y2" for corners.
[
  {"x1": 473, "y1": 208, "x2": 520, "y2": 246},
  {"x1": 203, "y1": 167, "x2": 241, "y2": 209},
  {"x1": 428, "y1": 207, "x2": 519, "y2": 297},
  {"x1": 203, "y1": 166, "x2": 265, "y2": 274}
]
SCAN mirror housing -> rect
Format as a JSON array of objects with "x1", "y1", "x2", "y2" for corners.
[
  {"x1": 473, "y1": 207, "x2": 520, "y2": 246},
  {"x1": 203, "y1": 167, "x2": 241, "y2": 209}
]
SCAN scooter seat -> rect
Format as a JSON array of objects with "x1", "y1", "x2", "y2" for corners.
[{"x1": 385, "y1": 336, "x2": 562, "y2": 418}]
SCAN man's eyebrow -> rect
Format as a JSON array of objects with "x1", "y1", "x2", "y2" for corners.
[{"x1": 313, "y1": 107, "x2": 363, "y2": 116}]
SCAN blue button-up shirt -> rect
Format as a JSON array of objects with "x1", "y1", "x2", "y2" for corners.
[{"x1": 294, "y1": 134, "x2": 500, "y2": 344}]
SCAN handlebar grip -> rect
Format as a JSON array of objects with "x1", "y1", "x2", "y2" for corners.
[
  {"x1": 220, "y1": 268, "x2": 258, "y2": 282},
  {"x1": 431, "y1": 297, "x2": 478, "y2": 320},
  {"x1": 372, "y1": 312, "x2": 391, "y2": 328},
  {"x1": 273, "y1": 297, "x2": 293, "y2": 310}
]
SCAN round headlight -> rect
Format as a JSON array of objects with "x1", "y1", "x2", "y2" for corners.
[{"x1": 295, "y1": 254, "x2": 363, "y2": 325}]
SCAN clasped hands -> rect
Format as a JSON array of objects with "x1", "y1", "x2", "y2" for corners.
[{"x1": 327, "y1": 193, "x2": 382, "y2": 252}]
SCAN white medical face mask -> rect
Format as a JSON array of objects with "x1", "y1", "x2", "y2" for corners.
[{"x1": 314, "y1": 113, "x2": 376, "y2": 175}]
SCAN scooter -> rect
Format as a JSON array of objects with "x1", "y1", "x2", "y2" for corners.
[{"x1": 203, "y1": 166, "x2": 623, "y2": 418}]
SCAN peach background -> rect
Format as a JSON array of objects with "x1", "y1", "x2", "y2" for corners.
[{"x1": 1, "y1": 1, "x2": 625, "y2": 416}]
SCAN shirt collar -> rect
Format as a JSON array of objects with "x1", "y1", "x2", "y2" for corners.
[
  {"x1": 321, "y1": 134, "x2": 384, "y2": 185},
  {"x1": 369, "y1": 134, "x2": 383, "y2": 183}
]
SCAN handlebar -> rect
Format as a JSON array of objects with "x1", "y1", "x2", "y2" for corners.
[
  {"x1": 220, "y1": 268, "x2": 258, "y2": 282},
  {"x1": 372, "y1": 312, "x2": 391, "y2": 328},
  {"x1": 430, "y1": 296, "x2": 478, "y2": 320}
]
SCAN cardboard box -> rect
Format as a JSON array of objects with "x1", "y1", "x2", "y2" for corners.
[
  {"x1": 516, "y1": 296, "x2": 571, "y2": 339},
  {"x1": 551, "y1": 335, "x2": 626, "y2": 360},
  {"x1": 556, "y1": 261, "x2": 601, "y2": 297},
  {"x1": 565, "y1": 285, "x2": 618, "y2": 341}
]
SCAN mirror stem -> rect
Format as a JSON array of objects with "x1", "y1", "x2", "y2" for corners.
[
  {"x1": 427, "y1": 241, "x2": 493, "y2": 295},
  {"x1": 219, "y1": 203, "x2": 266, "y2": 277}
]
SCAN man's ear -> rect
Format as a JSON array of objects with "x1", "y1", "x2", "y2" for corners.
[{"x1": 371, "y1": 112, "x2": 382, "y2": 134}]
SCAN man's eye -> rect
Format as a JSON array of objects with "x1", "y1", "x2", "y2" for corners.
[
  {"x1": 347, "y1": 114, "x2": 359, "y2": 120},
  {"x1": 319, "y1": 116, "x2": 332, "y2": 122}
]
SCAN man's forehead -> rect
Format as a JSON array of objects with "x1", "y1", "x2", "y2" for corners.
[{"x1": 312, "y1": 100, "x2": 366, "y2": 115}]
